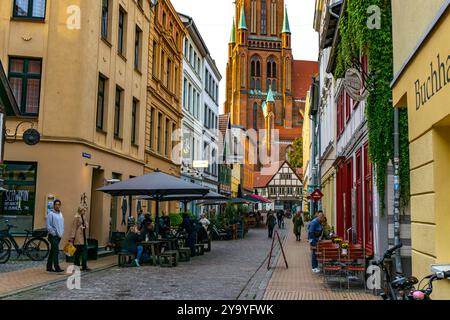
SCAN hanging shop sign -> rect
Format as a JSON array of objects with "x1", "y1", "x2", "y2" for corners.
[{"x1": 344, "y1": 68, "x2": 369, "y2": 102}]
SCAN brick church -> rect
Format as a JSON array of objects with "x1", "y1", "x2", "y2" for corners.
[{"x1": 223, "y1": 0, "x2": 318, "y2": 170}]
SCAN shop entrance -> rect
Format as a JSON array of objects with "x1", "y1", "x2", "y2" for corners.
[{"x1": 89, "y1": 168, "x2": 104, "y2": 242}]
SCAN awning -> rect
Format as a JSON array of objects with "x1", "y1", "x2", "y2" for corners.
[{"x1": 244, "y1": 194, "x2": 272, "y2": 203}]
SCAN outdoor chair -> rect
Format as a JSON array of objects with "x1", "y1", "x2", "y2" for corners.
[
  {"x1": 316, "y1": 240, "x2": 335, "y2": 269},
  {"x1": 321, "y1": 245, "x2": 345, "y2": 289},
  {"x1": 344, "y1": 247, "x2": 366, "y2": 290}
]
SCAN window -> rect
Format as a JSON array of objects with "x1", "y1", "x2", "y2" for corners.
[
  {"x1": 134, "y1": 26, "x2": 142, "y2": 70},
  {"x1": 13, "y1": 0, "x2": 46, "y2": 19},
  {"x1": 114, "y1": 87, "x2": 123, "y2": 138},
  {"x1": 183, "y1": 79, "x2": 187, "y2": 109},
  {"x1": 261, "y1": 0, "x2": 267, "y2": 34},
  {"x1": 96, "y1": 75, "x2": 106, "y2": 130},
  {"x1": 166, "y1": 59, "x2": 171, "y2": 88},
  {"x1": 101, "y1": 0, "x2": 109, "y2": 39},
  {"x1": 271, "y1": 0, "x2": 277, "y2": 35},
  {"x1": 157, "y1": 113, "x2": 163, "y2": 153},
  {"x1": 267, "y1": 58, "x2": 277, "y2": 91},
  {"x1": 8, "y1": 58, "x2": 42, "y2": 116},
  {"x1": 196, "y1": 92, "x2": 200, "y2": 118},
  {"x1": 0, "y1": 162, "x2": 38, "y2": 235},
  {"x1": 250, "y1": 56, "x2": 261, "y2": 92},
  {"x1": 160, "y1": 50, "x2": 165, "y2": 82},
  {"x1": 118, "y1": 8, "x2": 126, "y2": 56},
  {"x1": 162, "y1": 12, "x2": 166, "y2": 27},
  {"x1": 188, "y1": 83, "x2": 192, "y2": 113},
  {"x1": 165, "y1": 118, "x2": 170, "y2": 156},
  {"x1": 172, "y1": 123, "x2": 177, "y2": 157},
  {"x1": 149, "y1": 107, "x2": 155, "y2": 149},
  {"x1": 131, "y1": 99, "x2": 138, "y2": 145},
  {"x1": 184, "y1": 39, "x2": 188, "y2": 57},
  {"x1": 250, "y1": 0, "x2": 257, "y2": 33},
  {"x1": 152, "y1": 41, "x2": 157, "y2": 77},
  {"x1": 345, "y1": 91, "x2": 351, "y2": 123}
]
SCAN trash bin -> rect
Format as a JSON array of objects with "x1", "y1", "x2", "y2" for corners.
[{"x1": 87, "y1": 238, "x2": 98, "y2": 260}]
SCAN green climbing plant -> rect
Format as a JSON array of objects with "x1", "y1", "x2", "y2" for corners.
[{"x1": 334, "y1": 0, "x2": 410, "y2": 213}]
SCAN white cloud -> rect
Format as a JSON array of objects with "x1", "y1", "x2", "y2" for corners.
[{"x1": 170, "y1": 0, "x2": 319, "y2": 113}]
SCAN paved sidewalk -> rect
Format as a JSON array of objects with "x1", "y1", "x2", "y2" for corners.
[
  {"x1": 263, "y1": 220, "x2": 378, "y2": 300},
  {"x1": 0, "y1": 255, "x2": 117, "y2": 298}
]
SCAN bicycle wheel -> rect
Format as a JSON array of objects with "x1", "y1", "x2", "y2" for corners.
[
  {"x1": 24, "y1": 237, "x2": 50, "y2": 261},
  {"x1": 0, "y1": 238, "x2": 12, "y2": 264}
]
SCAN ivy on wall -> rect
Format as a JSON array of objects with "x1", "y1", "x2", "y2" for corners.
[{"x1": 334, "y1": 0, "x2": 410, "y2": 212}]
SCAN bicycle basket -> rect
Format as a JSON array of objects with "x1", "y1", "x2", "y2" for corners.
[{"x1": 32, "y1": 228, "x2": 48, "y2": 237}]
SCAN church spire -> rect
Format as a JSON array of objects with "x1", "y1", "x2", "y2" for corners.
[
  {"x1": 238, "y1": 3, "x2": 247, "y2": 30},
  {"x1": 229, "y1": 19, "x2": 236, "y2": 43},
  {"x1": 282, "y1": 5, "x2": 291, "y2": 34}
]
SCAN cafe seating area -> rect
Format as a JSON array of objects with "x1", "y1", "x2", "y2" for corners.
[
  {"x1": 117, "y1": 232, "x2": 211, "y2": 268},
  {"x1": 315, "y1": 240, "x2": 369, "y2": 290}
]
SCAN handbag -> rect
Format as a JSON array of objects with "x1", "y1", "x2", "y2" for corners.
[{"x1": 64, "y1": 242, "x2": 77, "y2": 257}]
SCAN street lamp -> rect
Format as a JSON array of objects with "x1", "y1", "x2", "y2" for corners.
[{"x1": 150, "y1": 0, "x2": 159, "y2": 9}]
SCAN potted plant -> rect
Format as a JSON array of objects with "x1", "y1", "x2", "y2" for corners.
[{"x1": 341, "y1": 242, "x2": 349, "y2": 255}]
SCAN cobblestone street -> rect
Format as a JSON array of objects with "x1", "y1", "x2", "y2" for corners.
[{"x1": 4, "y1": 227, "x2": 284, "y2": 300}]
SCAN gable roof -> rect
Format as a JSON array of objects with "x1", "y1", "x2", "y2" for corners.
[
  {"x1": 292, "y1": 60, "x2": 318, "y2": 100},
  {"x1": 254, "y1": 160, "x2": 302, "y2": 189}
]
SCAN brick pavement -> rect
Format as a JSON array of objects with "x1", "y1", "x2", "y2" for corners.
[
  {"x1": 0, "y1": 255, "x2": 117, "y2": 298},
  {"x1": 3, "y1": 228, "x2": 274, "y2": 300},
  {"x1": 263, "y1": 219, "x2": 379, "y2": 300}
]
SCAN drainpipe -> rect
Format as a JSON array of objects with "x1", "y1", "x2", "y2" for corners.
[{"x1": 393, "y1": 108, "x2": 403, "y2": 274}]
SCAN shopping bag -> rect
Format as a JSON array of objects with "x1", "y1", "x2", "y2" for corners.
[{"x1": 64, "y1": 242, "x2": 77, "y2": 256}]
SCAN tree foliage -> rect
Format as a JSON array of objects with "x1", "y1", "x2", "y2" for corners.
[{"x1": 288, "y1": 137, "x2": 303, "y2": 169}]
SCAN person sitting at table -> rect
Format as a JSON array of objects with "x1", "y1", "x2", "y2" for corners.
[
  {"x1": 159, "y1": 212, "x2": 171, "y2": 238},
  {"x1": 140, "y1": 213, "x2": 152, "y2": 230},
  {"x1": 179, "y1": 213, "x2": 196, "y2": 257},
  {"x1": 123, "y1": 225, "x2": 145, "y2": 267}
]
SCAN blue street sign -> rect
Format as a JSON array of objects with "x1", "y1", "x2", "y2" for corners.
[{"x1": 82, "y1": 152, "x2": 92, "y2": 159}]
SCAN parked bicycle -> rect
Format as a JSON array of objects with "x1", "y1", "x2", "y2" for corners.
[
  {"x1": 0, "y1": 219, "x2": 50, "y2": 264},
  {"x1": 373, "y1": 243, "x2": 450, "y2": 300}
]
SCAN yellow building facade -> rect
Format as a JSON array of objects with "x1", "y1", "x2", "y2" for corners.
[
  {"x1": 145, "y1": 0, "x2": 185, "y2": 214},
  {"x1": 0, "y1": 0, "x2": 152, "y2": 247},
  {"x1": 302, "y1": 91, "x2": 311, "y2": 212},
  {"x1": 392, "y1": 0, "x2": 450, "y2": 299}
]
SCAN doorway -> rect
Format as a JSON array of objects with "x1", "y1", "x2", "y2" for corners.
[{"x1": 89, "y1": 168, "x2": 104, "y2": 241}]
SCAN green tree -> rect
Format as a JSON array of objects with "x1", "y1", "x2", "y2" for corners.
[{"x1": 288, "y1": 137, "x2": 303, "y2": 169}]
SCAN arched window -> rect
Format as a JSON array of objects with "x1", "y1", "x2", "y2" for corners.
[
  {"x1": 250, "y1": 56, "x2": 261, "y2": 92},
  {"x1": 267, "y1": 57, "x2": 277, "y2": 91},
  {"x1": 261, "y1": 0, "x2": 267, "y2": 34},
  {"x1": 253, "y1": 103, "x2": 258, "y2": 129},
  {"x1": 271, "y1": 0, "x2": 277, "y2": 35}
]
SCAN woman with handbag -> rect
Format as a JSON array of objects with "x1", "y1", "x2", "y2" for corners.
[{"x1": 69, "y1": 206, "x2": 91, "y2": 271}]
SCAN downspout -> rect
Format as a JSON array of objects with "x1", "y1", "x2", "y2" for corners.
[{"x1": 393, "y1": 108, "x2": 403, "y2": 274}]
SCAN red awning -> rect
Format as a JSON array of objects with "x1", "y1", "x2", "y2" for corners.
[{"x1": 247, "y1": 194, "x2": 272, "y2": 203}]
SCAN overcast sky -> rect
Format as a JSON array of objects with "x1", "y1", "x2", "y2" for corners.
[{"x1": 171, "y1": 0, "x2": 319, "y2": 112}]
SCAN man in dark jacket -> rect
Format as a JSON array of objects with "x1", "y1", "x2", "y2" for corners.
[
  {"x1": 266, "y1": 211, "x2": 276, "y2": 238},
  {"x1": 180, "y1": 213, "x2": 196, "y2": 257},
  {"x1": 308, "y1": 212, "x2": 325, "y2": 273}
]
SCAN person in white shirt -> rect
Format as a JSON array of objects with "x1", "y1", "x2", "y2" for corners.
[
  {"x1": 199, "y1": 213, "x2": 210, "y2": 231},
  {"x1": 46, "y1": 199, "x2": 64, "y2": 273}
]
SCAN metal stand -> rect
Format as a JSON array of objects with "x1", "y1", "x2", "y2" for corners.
[{"x1": 267, "y1": 230, "x2": 288, "y2": 270}]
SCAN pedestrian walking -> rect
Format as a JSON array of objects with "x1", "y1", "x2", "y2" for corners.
[
  {"x1": 46, "y1": 199, "x2": 64, "y2": 273},
  {"x1": 266, "y1": 211, "x2": 276, "y2": 238},
  {"x1": 277, "y1": 210, "x2": 284, "y2": 229},
  {"x1": 293, "y1": 211, "x2": 304, "y2": 241},
  {"x1": 69, "y1": 206, "x2": 91, "y2": 271},
  {"x1": 308, "y1": 212, "x2": 325, "y2": 273}
]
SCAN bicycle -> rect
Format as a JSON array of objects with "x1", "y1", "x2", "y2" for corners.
[{"x1": 0, "y1": 219, "x2": 50, "y2": 264}]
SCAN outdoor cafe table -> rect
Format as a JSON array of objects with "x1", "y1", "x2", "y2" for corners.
[
  {"x1": 160, "y1": 238, "x2": 178, "y2": 251},
  {"x1": 140, "y1": 241, "x2": 162, "y2": 265}
]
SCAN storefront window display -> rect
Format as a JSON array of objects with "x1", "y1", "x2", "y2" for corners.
[{"x1": 0, "y1": 162, "x2": 37, "y2": 234}]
